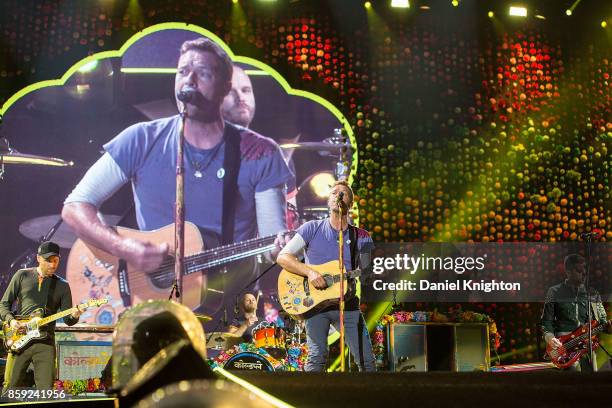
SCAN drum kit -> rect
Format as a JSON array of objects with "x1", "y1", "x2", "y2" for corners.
[{"x1": 208, "y1": 316, "x2": 308, "y2": 372}]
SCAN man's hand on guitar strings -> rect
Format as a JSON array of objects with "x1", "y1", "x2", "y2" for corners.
[
  {"x1": 308, "y1": 269, "x2": 327, "y2": 290},
  {"x1": 120, "y1": 237, "x2": 169, "y2": 273}
]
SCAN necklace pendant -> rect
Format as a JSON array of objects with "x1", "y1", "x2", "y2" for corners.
[{"x1": 194, "y1": 170, "x2": 203, "y2": 178}]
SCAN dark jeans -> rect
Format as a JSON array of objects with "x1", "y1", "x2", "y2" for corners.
[
  {"x1": 2, "y1": 341, "x2": 55, "y2": 392},
  {"x1": 304, "y1": 309, "x2": 375, "y2": 372}
]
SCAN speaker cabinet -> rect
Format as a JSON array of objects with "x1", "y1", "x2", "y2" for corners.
[{"x1": 387, "y1": 323, "x2": 490, "y2": 372}]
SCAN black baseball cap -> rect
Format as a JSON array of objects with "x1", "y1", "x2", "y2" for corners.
[{"x1": 38, "y1": 241, "x2": 60, "y2": 259}]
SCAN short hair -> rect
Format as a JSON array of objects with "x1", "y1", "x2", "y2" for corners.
[
  {"x1": 180, "y1": 38, "x2": 233, "y2": 87},
  {"x1": 564, "y1": 254, "x2": 585, "y2": 271},
  {"x1": 333, "y1": 179, "x2": 354, "y2": 204}
]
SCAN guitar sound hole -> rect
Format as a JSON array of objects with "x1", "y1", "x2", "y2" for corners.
[{"x1": 149, "y1": 270, "x2": 174, "y2": 289}]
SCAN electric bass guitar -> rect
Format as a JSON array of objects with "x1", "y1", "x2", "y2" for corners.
[
  {"x1": 545, "y1": 319, "x2": 611, "y2": 369},
  {"x1": 3, "y1": 298, "x2": 108, "y2": 352},
  {"x1": 67, "y1": 222, "x2": 286, "y2": 326},
  {"x1": 277, "y1": 261, "x2": 361, "y2": 318}
]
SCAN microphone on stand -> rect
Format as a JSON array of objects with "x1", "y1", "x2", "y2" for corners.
[
  {"x1": 176, "y1": 85, "x2": 199, "y2": 104},
  {"x1": 336, "y1": 191, "x2": 345, "y2": 207}
]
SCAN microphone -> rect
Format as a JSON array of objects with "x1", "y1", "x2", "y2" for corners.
[
  {"x1": 337, "y1": 191, "x2": 344, "y2": 204},
  {"x1": 223, "y1": 308, "x2": 228, "y2": 326},
  {"x1": 234, "y1": 296, "x2": 239, "y2": 315},
  {"x1": 177, "y1": 85, "x2": 199, "y2": 103}
]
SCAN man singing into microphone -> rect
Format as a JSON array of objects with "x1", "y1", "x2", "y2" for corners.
[
  {"x1": 277, "y1": 180, "x2": 376, "y2": 372},
  {"x1": 62, "y1": 38, "x2": 292, "y2": 310}
]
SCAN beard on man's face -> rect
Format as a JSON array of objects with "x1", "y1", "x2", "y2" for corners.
[{"x1": 222, "y1": 102, "x2": 253, "y2": 128}]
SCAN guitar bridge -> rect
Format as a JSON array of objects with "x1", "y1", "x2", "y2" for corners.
[{"x1": 118, "y1": 259, "x2": 131, "y2": 307}]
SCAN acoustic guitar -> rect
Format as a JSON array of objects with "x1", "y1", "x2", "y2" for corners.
[
  {"x1": 67, "y1": 222, "x2": 282, "y2": 326},
  {"x1": 277, "y1": 261, "x2": 361, "y2": 318}
]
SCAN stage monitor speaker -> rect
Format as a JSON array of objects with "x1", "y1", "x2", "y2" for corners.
[
  {"x1": 387, "y1": 324, "x2": 427, "y2": 372},
  {"x1": 454, "y1": 324, "x2": 489, "y2": 371}
]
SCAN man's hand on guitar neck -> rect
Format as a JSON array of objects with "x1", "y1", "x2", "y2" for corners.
[
  {"x1": 271, "y1": 231, "x2": 294, "y2": 260},
  {"x1": 70, "y1": 304, "x2": 88, "y2": 320}
]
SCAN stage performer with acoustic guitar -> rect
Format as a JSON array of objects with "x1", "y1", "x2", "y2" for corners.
[
  {"x1": 277, "y1": 180, "x2": 376, "y2": 372},
  {"x1": 0, "y1": 241, "x2": 83, "y2": 392},
  {"x1": 61, "y1": 38, "x2": 292, "y2": 316},
  {"x1": 541, "y1": 253, "x2": 611, "y2": 372}
]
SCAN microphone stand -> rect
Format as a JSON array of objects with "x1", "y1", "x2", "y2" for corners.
[
  {"x1": 337, "y1": 201, "x2": 346, "y2": 372},
  {"x1": 170, "y1": 103, "x2": 187, "y2": 303},
  {"x1": 583, "y1": 232, "x2": 596, "y2": 371}
]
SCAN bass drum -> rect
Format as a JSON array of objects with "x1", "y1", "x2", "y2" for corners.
[{"x1": 223, "y1": 352, "x2": 275, "y2": 372}]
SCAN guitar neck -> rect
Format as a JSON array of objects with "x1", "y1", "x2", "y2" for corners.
[
  {"x1": 182, "y1": 234, "x2": 278, "y2": 276},
  {"x1": 38, "y1": 306, "x2": 79, "y2": 327},
  {"x1": 572, "y1": 320, "x2": 609, "y2": 342},
  {"x1": 330, "y1": 269, "x2": 361, "y2": 283}
]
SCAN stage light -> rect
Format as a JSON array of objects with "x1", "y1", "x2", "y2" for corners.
[
  {"x1": 364, "y1": 1, "x2": 372, "y2": 9},
  {"x1": 310, "y1": 172, "x2": 336, "y2": 198},
  {"x1": 602, "y1": 21, "x2": 608, "y2": 28},
  {"x1": 488, "y1": 11, "x2": 494, "y2": 18},
  {"x1": 509, "y1": 6, "x2": 527, "y2": 17},
  {"x1": 451, "y1": 0, "x2": 459, "y2": 7},
  {"x1": 232, "y1": 0, "x2": 238, "y2": 3},
  {"x1": 391, "y1": 0, "x2": 409, "y2": 8},
  {"x1": 566, "y1": 0, "x2": 581, "y2": 17}
]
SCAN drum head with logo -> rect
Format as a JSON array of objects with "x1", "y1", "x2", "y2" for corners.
[{"x1": 223, "y1": 352, "x2": 274, "y2": 371}]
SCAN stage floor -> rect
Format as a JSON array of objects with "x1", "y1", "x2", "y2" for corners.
[
  {"x1": 235, "y1": 371, "x2": 612, "y2": 408},
  {"x1": 0, "y1": 372, "x2": 611, "y2": 407}
]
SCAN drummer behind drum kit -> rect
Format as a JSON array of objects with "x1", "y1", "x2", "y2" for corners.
[{"x1": 210, "y1": 319, "x2": 308, "y2": 372}]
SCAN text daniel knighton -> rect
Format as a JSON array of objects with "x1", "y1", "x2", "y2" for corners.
[{"x1": 372, "y1": 279, "x2": 521, "y2": 292}]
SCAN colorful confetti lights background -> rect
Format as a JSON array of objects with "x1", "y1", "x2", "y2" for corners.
[{"x1": 0, "y1": 1, "x2": 610, "y2": 364}]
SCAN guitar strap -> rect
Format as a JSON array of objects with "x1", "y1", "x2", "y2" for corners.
[
  {"x1": 349, "y1": 225, "x2": 357, "y2": 270},
  {"x1": 221, "y1": 124, "x2": 242, "y2": 245}
]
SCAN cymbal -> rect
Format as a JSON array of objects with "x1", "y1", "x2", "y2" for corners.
[
  {"x1": 194, "y1": 314, "x2": 213, "y2": 322},
  {"x1": 205, "y1": 331, "x2": 241, "y2": 350},
  {"x1": 19, "y1": 214, "x2": 121, "y2": 249},
  {"x1": 279, "y1": 141, "x2": 352, "y2": 152},
  {"x1": 0, "y1": 145, "x2": 73, "y2": 167},
  {"x1": 220, "y1": 332, "x2": 242, "y2": 338}
]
